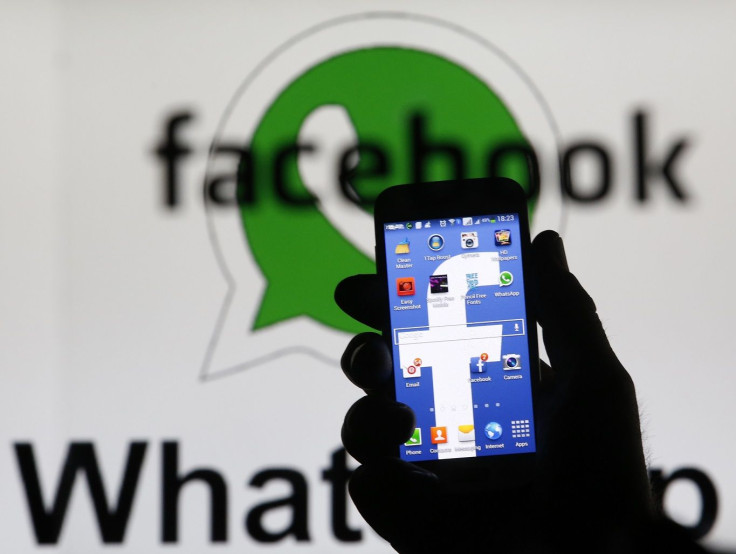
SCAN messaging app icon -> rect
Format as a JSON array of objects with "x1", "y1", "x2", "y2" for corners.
[
  {"x1": 499, "y1": 271, "x2": 513, "y2": 287},
  {"x1": 395, "y1": 239, "x2": 410, "y2": 254},
  {"x1": 458, "y1": 425, "x2": 475, "y2": 442},
  {"x1": 406, "y1": 428, "x2": 422, "y2": 447}
]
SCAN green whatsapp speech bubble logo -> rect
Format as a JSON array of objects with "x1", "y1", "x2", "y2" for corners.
[{"x1": 243, "y1": 47, "x2": 531, "y2": 334}]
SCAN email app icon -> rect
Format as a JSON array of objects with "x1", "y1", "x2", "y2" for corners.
[{"x1": 458, "y1": 425, "x2": 475, "y2": 442}]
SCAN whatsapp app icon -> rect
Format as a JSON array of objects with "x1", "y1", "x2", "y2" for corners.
[
  {"x1": 243, "y1": 47, "x2": 531, "y2": 334},
  {"x1": 202, "y1": 14, "x2": 560, "y2": 378}
]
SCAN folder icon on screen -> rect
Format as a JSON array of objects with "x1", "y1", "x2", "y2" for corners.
[{"x1": 458, "y1": 425, "x2": 475, "y2": 442}]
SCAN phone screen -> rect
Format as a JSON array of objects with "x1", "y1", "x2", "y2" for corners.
[{"x1": 383, "y1": 214, "x2": 536, "y2": 462}]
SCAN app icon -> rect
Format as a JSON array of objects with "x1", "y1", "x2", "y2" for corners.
[
  {"x1": 403, "y1": 364, "x2": 421, "y2": 378},
  {"x1": 414, "y1": 357, "x2": 422, "y2": 366},
  {"x1": 430, "y1": 426, "x2": 448, "y2": 444},
  {"x1": 406, "y1": 428, "x2": 422, "y2": 446},
  {"x1": 458, "y1": 425, "x2": 475, "y2": 442},
  {"x1": 484, "y1": 422, "x2": 503, "y2": 440},
  {"x1": 462, "y1": 217, "x2": 473, "y2": 226},
  {"x1": 469, "y1": 356, "x2": 486, "y2": 373},
  {"x1": 503, "y1": 354, "x2": 521, "y2": 370},
  {"x1": 461, "y1": 231, "x2": 478, "y2": 249},
  {"x1": 429, "y1": 274, "x2": 448, "y2": 294},
  {"x1": 499, "y1": 271, "x2": 513, "y2": 286},
  {"x1": 395, "y1": 238, "x2": 410, "y2": 254},
  {"x1": 466, "y1": 272, "x2": 479, "y2": 289},
  {"x1": 510, "y1": 420, "x2": 530, "y2": 439},
  {"x1": 427, "y1": 234, "x2": 445, "y2": 251},
  {"x1": 480, "y1": 353, "x2": 488, "y2": 361},
  {"x1": 494, "y1": 229, "x2": 511, "y2": 246},
  {"x1": 396, "y1": 277, "x2": 415, "y2": 296}
]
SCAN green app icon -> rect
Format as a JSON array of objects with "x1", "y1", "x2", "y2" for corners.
[
  {"x1": 406, "y1": 427, "x2": 422, "y2": 447},
  {"x1": 242, "y1": 47, "x2": 532, "y2": 334},
  {"x1": 499, "y1": 271, "x2": 514, "y2": 287}
]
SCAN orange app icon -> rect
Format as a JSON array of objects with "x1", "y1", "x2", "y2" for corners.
[
  {"x1": 414, "y1": 358, "x2": 422, "y2": 366},
  {"x1": 430, "y1": 426, "x2": 448, "y2": 444},
  {"x1": 480, "y1": 353, "x2": 489, "y2": 361},
  {"x1": 396, "y1": 277, "x2": 415, "y2": 296}
]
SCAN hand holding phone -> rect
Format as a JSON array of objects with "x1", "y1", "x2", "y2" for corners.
[
  {"x1": 336, "y1": 204, "x2": 655, "y2": 551},
  {"x1": 372, "y1": 178, "x2": 540, "y2": 483}
]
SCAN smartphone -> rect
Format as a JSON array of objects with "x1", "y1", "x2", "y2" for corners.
[{"x1": 374, "y1": 177, "x2": 539, "y2": 482}]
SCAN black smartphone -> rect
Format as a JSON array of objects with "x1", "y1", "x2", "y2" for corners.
[{"x1": 374, "y1": 177, "x2": 539, "y2": 482}]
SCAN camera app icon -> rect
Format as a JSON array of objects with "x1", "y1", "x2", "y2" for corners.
[
  {"x1": 502, "y1": 354, "x2": 521, "y2": 370},
  {"x1": 460, "y1": 231, "x2": 478, "y2": 249}
]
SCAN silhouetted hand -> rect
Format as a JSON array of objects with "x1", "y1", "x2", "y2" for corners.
[{"x1": 335, "y1": 231, "x2": 696, "y2": 553}]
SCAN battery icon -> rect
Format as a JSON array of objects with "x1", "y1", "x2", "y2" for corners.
[{"x1": 490, "y1": 218, "x2": 496, "y2": 223}]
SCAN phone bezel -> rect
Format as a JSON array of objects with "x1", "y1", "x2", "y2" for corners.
[{"x1": 374, "y1": 177, "x2": 540, "y2": 483}]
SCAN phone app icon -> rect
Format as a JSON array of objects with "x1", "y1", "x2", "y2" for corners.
[
  {"x1": 503, "y1": 354, "x2": 521, "y2": 370},
  {"x1": 427, "y1": 234, "x2": 445, "y2": 251},
  {"x1": 469, "y1": 356, "x2": 487, "y2": 374},
  {"x1": 461, "y1": 231, "x2": 478, "y2": 249},
  {"x1": 499, "y1": 271, "x2": 513, "y2": 286},
  {"x1": 430, "y1": 426, "x2": 448, "y2": 444},
  {"x1": 494, "y1": 229, "x2": 512, "y2": 246},
  {"x1": 458, "y1": 425, "x2": 475, "y2": 442},
  {"x1": 395, "y1": 238, "x2": 410, "y2": 254},
  {"x1": 406, "y1": 428, "x2": 422, "y2": 446},
  {"x1": 429, "y1": 274, "x2": 448, "y2": 294},
  {"x1": 484, "y1": 421, "x2": 503, "y2": 440},
  {"x1": 396, "y1": 277, "x2": 415, "y2": 296},
  {"x1": 403, "y1": 364, "x2": 421, "y2": 378}
]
